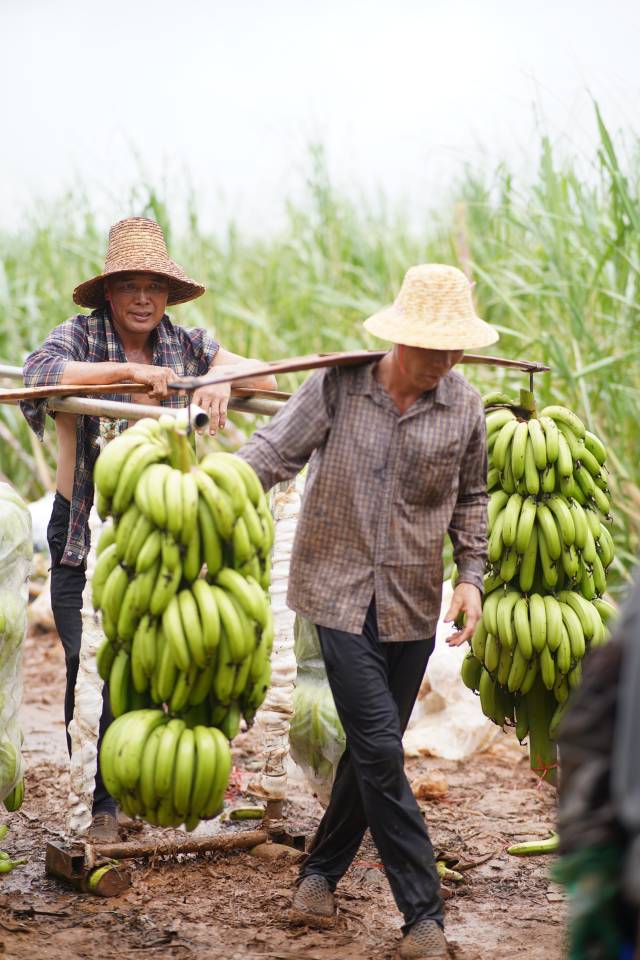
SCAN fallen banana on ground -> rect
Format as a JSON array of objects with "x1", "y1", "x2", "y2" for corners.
[
  {"x1": 459, "y1": 391, "x2": 617, "y2": 784},
  {"x1": 93, "y1": 417, "x2": 274, "y2": 830}
]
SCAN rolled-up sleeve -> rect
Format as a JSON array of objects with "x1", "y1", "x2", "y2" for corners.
[
  {"x1": 20, "y1": 318, "x2": 88, "y2": 438},
  {"x1": 448, "y1": 408, "x2": 489, "y2": 593},
  {"x1": 237, "y1": 368, "x2": 337, "y2": 491}
]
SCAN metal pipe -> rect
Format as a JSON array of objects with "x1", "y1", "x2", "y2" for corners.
[
  {"x1": 0, "y1": 364, "x2": 24, "y2": 379},
  {"x1": 46, "y1": 396, "x2": 212, "y2": 428}
]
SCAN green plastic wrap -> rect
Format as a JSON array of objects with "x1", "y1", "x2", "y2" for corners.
[
  {"x1": 289, "y1": 616, "x2": 345, "y2": 802},
  {"x1": 0, "y1": 483, "x2": 32, "y2": 806}
]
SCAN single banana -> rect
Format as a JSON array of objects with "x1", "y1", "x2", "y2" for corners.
[
  {"x1": 112, "y1": 442, "x2": 168, "y2": 516},
  {"x1": 471, "y1": 619, "x2": 488, "y2": 660},
  {"x1": 518, "y1": 524, "x2": 538, "y2": 593},
  {"x1": 560, "y1": 542, "x2": 580, "y2": 581},
  {"x1": 124, "y1": 512, "x2": 155, "y2": 572},
  {"x1": 556, "y1": 431, "x2": 573, "y2": 481},
  {"x1": 109, "y1": 648, "x2": 132, "y2": 718},
  {"x1": 499, "y1": 547, "x2": 518, "y2": 583},
  {"x1": 140, "y1": 463, "x2": 173, "y2": 529},
  {"x1": 192, "y1": 579, "x2": 221, "y2": 654},
  {"x1": 232, "y1": 517, "x2": 254, "y2": 568},
  {"x1": 487, "y1": 510, "x2": 506, "y2": 564},
  {"x1": 482, "y1": 587, "x2": 503, "y2": 636},
  {"x1": 96, "y1": 521, "x2": 116, "y2": 557},
  {"x1": 179, "y1": 589, "x2": 208, "y2": 669},
  {"x1": 202, "y1": 727, "x2": 233, "y2": 818},
  {"x1": 461, "y1": 653, "x2": 482, "y2": 690},
  {"x1": 149, "y1": 558, "x2": 182, "y2": 617},
  {"x1": 515, "y1": 495, "x2": 537, "y2": 555},
  {"x1": 169, "y1": 665, "x2": 198, "y2": 715},
  {"x1": 101, "y1": 562, "x2": 129, "y2": 624},
  {"x1": 163, "y1": 596, "x2": 192, "y2": 672},
  {"x1": 519, "y1": 656, "x2": 539, "y2": 696},
  {"x1": 496, "y1": 641, "x2": 514, "y2": 687},
  {"x1": 215, "y1": 567, "x2": 264, "y2": 625},
  {"x1": 543, "y1": 595, "x2": 563, "y2": 652},
  {"x1": 513, "y1": 597, "x2": 533, "y2": 660},
  {"x1": 211, "y1": 452, "x2": 265, "y2": 507},
  {"x1": 92, "y1": 543, "x2": 120, "y2": 609},
  {"x1": 130, "y1": 619, "x2": 149, "y2": 693},
  {"x1": 541, "y1": 463, "x2": 556, "y2": 494},
  {"x1": 154, "y1": 718, "x2": 186, "y2": 798},
  {"x1": 164, "y1": 469, "x2": 184, "y2": 539},
  {"x1": 478, "y1": 668, "x2": 497, "y2": 719},
  {"x1": 486, "y1": 408, "x2": 517, "y2": 436},
  {"x1": 190, "y1": 725, "x2": 218, "y2": 815},
  {"x1": 219, "y1": 703, "x2": 242, "y2": 741},
  {"x1": 99, "y1": 715, "x2": 127, "y2": 797},
  {"x1": 210, "y1": 585, "x2": 248, "y2": 663},
  {"x1": 536, "y1": 503, "x2": 561, "y2": 560},
  {"x1": 139, "y1": 725, "x2": 164, "y2": 810},
  {"x1": 502, "y1": 494, "x2": 523, "y2": 548},
  {"x1": 155, "y1": 625, "x2": 179, "y2": 703},
  {"x1": 181, "y1": 519, "x2": 202, "y2": 582},
  {"x1": 116, "y1": 577, "x2": 141, "y2": 643},
  {"x1": 492, "y1": 419, "x2": 519, "y2": 472},
  {"x1": 189, "y1": 657, "x2": 217, "y2": 706},
  {"x1": 539, "y1": 645, "x2": 556, "y2": 691},
  {"x1": 557, "y1": 590, "x2": 597, "y2": 640},
  {"x1": 568, "y1": 499, "x2": 588, "y2": 550},
  {"x1": 580, "y1": 563, "x2": 597, "y2": 601},
  {"x1": 212, "y1": 632, "x2": 236, "y2": 704},
  {"x1": 94, "y1": 433, "x2": 149, "y2": 498},
  {"x1": 528, "y1": 593, "x2": 547, "y2": 654},
  {"x1": 135, "y1": 528, "x2": 163, "y2": 574},
  {"x1": 197, "y1": 498, "x2": 224, "y2": 578},
  {"x1": 242, "y1": 499, "x2": 267, "y2": 552},
  {"x1": 539, "y1": 416, "x2": 559, "y2": 463},
  {"x1": 596, "y1": 523, "x2": 615, "y2": 569},
  {"x1": 515, "y1": 696, "x2": 529, "y2": 741},
  {"x1": 488, "y1": 490, "x2": 509, "y2": 531},
  {"x1": 96, "y1": 637, "x2": 117, "y2": 683},
  {"x1": 546, "y1": 494, "x2": 575, "y2": 545},
  {"x1": 539, "y1": 405, "x2": 586, "y2": 439},
  {"x1": 510, "y1": 421, "x2": 529, "y2": 482},
  {"x1": 559, "y1": 602, "x2": 586, "y2": 660},
  {"x1": 173, "y1": 728, "x2": 196, "y2": 817},
  {"x1": 114, "y1": 709, "x2": 166, "y2": 790},
  {"x1": 591, "y1": 552, "x2": 607, "y2": 596},
  {"x1": 584, "y1": 430, "x2": 607, "y2": 465},
  {"x1": 199, "y1": 455, "x2": 248, "y2": 517},
  {"x1": 527, "y1": 418, "x2": 547, "y2": 471},
  {"x1": 194, "y1": 469, "x2": 235, "y2": 541}
]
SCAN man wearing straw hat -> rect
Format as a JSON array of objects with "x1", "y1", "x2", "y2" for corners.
[
  {"x1": 20, "y1": 217, "x2": 275, "y2": 842},
  {"x1": 238, "y1": 264, "x2": 498, "y2": 959}
]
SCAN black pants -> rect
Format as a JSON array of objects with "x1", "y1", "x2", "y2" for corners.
[
  {"x1": 47, "y1": 493, "x2": 115, "y2": 815},
  {"x1": 300, "y1": 599, "x2": 442, "y2": 931}
]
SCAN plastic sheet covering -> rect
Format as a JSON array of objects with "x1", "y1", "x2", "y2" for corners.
[
  {"x1": 246, "y1": 476, "x2": 301, "y2": 802},
  {"x1": 289, "y1": 616, "x2": 345, "y2": 806},
  {"x1": 0, "y1": 483, "x2": 33, "y2": 803},
  {"x1": 67, "y1": 506, "x2": 105, "y2": 836}
]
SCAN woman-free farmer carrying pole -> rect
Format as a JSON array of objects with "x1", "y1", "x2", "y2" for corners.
[{"x1": 237, "y1": 264, "x2": 499, "y2": 960}]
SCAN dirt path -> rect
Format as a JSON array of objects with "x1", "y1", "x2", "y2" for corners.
[{"x1": 0, "y1": 628, "x2": 565, "y2": 959}]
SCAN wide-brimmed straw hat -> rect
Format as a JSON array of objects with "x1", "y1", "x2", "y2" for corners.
[
  {"x1": 73, "y1": 217, "x2": 205, "y2": 308},
  {"x1": 363, "y1": 263, "x2": 498, "y2": 350}
]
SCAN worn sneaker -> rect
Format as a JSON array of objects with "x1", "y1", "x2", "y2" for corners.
[
  {"x1": 290, "y1": 874, "x2": 336, "y2": 928},
  {"x1": 395, "y1": 919, "x2": 449, "y2": 959},
  {"x1": 87, "y1": 812, "x2": 120, "y2": 844}
]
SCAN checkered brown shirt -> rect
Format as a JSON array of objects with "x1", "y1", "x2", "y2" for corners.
[
  {"x1": 239, "y1": 361, "x2": 488, "y2": 642},
  {"x1": 21, "y1": 308, "x2": 219, "y2": 565}
]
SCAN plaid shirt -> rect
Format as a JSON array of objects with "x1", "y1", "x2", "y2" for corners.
[
  {"x1": 21, "y1": 308, "x2": 219, "y2": 566},
  {"x1": 239, "y1": 361, "x2": 488, "y2": 642}
]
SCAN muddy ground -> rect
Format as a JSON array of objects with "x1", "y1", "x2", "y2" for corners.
[{"x1": 0, "y1": 627, "x2": 564, "y2": 960}]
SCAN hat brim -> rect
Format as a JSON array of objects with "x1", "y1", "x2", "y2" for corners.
[
  {"x1": 363, "y1": 306, "x2": 499, "y2": 350},
  {"x1": 73, "y1": 271, "x2": 205, "y2": 309}
]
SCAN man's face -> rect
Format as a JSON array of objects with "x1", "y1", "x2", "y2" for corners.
[
  {"x1": 104, "y1": 272, "x2": 170, "y2": 336},
  {"x1": 396, "y1": 344, "x2": 464, "y2": 391}
]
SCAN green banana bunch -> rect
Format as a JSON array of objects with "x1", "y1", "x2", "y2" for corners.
[
  {"x1": 465, "y1": 394, "x2": 617, "y2": 783},
  {"x1": 92, "y1": 419, "x2": 275, "y2": 826},
  {"x1": 99, "y1": 709, "x2": 232, "y2": 829}
]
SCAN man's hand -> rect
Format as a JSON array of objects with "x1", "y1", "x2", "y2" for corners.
[
  {"x1": 193, "y1": 377, "x2": 232, "y2": 435},
  {"x1": 444, "y1": 582, "x2": 482, "y2": 647},
  {"x1": 128, "y1": 363, "x2": 180, "y2": 400}
]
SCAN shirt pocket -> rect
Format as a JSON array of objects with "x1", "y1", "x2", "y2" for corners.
[{"x1": 400, "y1": 430, "x2": 461, "y2": 506}]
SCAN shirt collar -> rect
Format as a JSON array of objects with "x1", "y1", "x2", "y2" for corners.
[{"x1": 352, "y1": 359, "x2": 452, "y2": 408}]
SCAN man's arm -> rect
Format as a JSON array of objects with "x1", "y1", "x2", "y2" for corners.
[
  {"x1": 236, "y1": 368, "x2": 337, "y2": 492},
  {"x1": 444, "y1": 408, "x2": 489, "y2": 645},
  {"x1": 193, "y1": 345, "x2": 278, "y2": 436}
]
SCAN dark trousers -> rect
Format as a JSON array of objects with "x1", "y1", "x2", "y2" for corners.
[
  {"x1": 47, "y1": 493, "x2": 115, "y2": 815},
  {"x1": 300, "y1": 599, "x2": 442, "y2": 931}
]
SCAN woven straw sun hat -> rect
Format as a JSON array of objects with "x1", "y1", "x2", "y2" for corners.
[
  {"x1": 73, "y1": 217, "x2": 205, "y2": 308},
  {"x1": 363, "y1": 263, "x2": 498, "y2": 350}
]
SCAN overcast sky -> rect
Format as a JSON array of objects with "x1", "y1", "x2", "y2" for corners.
[{"x1": 2, "y1": 0, "x2": 639, "y2": 232}]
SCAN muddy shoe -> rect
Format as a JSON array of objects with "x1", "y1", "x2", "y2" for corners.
[
  {"x1": 87, "y1": 812, "x2": 120, "y2": 844},
  {"x1": 290, "y1": 874, "x2": 336, "y2": 928},
  {"x1": 395, "y1": 920, "x2": 449, "y2": 959}
]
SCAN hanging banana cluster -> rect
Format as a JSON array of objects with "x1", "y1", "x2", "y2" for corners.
[
  {"x1": 91, "y1": 415, "x2": 274, "y2": 827},
  {"x1": 460, "y1": 392, "x2": 616, "y2": 779}
]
